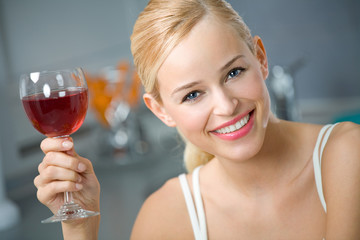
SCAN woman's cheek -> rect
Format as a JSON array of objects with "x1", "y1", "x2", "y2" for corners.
[
  {"x1": 174, "y1": 104, "x2": 210, "y2": 138},
  {"x1": 238, "y1": 76, "x2": 271, "y2": 128},
  {"x1": 184, "y1": 107, "x2": 209, "y2": 133}
]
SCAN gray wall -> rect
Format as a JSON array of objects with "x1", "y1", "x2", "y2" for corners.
[{"x1": 0, "y1": 0, "x2": 148, "y2": 77}]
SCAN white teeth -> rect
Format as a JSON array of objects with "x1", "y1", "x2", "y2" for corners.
[
  {"x1": 215, "y1": 114, "x2": 250, "y2": 134},
  {"x1": 225, "y1": 127, "x2": 230, "y2": 133}
]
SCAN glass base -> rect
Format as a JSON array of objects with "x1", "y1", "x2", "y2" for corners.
[{"x1": 41, "y1": 202, "x2": 99, "y2": 223}]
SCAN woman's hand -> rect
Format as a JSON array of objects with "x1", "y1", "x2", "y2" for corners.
[{"x1": 34, "y1": 137, "x2": 100, "y2": 239}]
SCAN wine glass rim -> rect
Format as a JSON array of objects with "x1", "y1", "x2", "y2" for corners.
[
  {"x1": 26, "y1": 67, "x2": 84, "y2": 75},
  {"x1": 20, "y1": 68, "x2": 86, "y2": 83}
]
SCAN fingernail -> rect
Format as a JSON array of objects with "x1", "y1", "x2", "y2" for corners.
[
  {"x1": 62, "y1": 141, "x2": 73, "y2": 149},
  {"x1": 76, "y1": 183, "x2": 83, "y2": 190},
  {"x1": 78, "y1": 163, "x2": 86, "y2": 172}
]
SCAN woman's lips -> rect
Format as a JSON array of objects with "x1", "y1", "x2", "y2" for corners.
[{"x1": 211, "y1": 110, "x2": 254, "y2": 140}]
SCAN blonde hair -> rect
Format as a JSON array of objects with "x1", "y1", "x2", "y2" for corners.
[{"x1": 131, "y1": 0, "x2": 254, "y2": 172}]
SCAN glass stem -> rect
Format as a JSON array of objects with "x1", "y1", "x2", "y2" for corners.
[{"x1": 64, "y1": 191, "x2": 74, "y2": 204}]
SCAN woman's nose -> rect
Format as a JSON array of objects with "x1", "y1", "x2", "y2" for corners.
[{"x1": 212, "y1": 88, "x2": 238, "y2": 116}]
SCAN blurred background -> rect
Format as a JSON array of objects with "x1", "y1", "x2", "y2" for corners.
[{"x1": 0, "y1": 0, "x2": 359, "y2": 239}]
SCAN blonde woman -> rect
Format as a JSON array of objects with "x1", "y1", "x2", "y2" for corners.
[{"x1": 34, "y1": 0, "x2": 360, "y2": 239}]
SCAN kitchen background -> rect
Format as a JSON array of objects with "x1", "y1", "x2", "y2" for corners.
[{"x1": 0, "y1": 0, "x2": 359, "y2": 239}]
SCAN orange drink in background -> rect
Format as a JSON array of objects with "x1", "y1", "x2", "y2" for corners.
[{"x1": 86, "y1": 60, "x2": 142, "y2": 127}]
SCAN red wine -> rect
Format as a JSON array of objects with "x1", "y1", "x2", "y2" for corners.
[{"x1": 22, "y1": 88, "x2": 88, "y2": 137}]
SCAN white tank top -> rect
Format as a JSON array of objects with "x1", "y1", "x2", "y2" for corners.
[{"x1": 178, "y1": 124, "x2": 338, "y2": 240}]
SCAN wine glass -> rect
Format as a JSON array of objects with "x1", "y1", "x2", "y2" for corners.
[{"x1": 19, "y1": 68, "x2": 99, "y2": 223}]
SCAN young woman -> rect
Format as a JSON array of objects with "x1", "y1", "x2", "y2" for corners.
[{"x1": 34, "y1": 0, "x2": 360, "y2": 239}]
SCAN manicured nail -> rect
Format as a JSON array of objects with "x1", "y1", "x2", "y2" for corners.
[
  {"x1": 76, "y1": 183, "x2": 83, "y2": 190},
  {"x1": 78, "y1": 163, "x2": 86, "y2": 172},
  {"x1": 62, "y1": 141, "x2": 73, "y2": 149}
]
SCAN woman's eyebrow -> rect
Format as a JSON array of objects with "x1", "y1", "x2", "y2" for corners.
[
  {"x1": 220, "y1": 55, "x2": 245, "y2": 72},
  {"x1": 171, "y1": 81, "x2": 201, "y2": 97}
]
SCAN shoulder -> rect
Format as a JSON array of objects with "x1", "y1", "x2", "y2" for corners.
[
  {"x1": 322, "y1": 122, "x2": 360, "y2": 179},
  {"x1": 331, "y1": 120, "x2": 360, "y2": 137},
  {"x1": 130, "y1": 175, "x2": 193, "y2": 240},
  {"x1": 322, "y1": 121, "x2": 360, "y2": 184},
  {"x1": 322, "y1": 122, "x2": 360, "y2": 237},
  {"x1": 324, "y1": 121, "x2": 360, "y2": 159}
]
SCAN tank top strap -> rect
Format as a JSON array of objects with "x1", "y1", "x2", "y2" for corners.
[
  {"x1": 313, "y1": 123, "x2": 339, "y2": 213},
  {"x1": 192, "y1": 166, "x2": 207, "y2": 240},
  {"x1": 178, "y1": 166, "x2": 207, "y2": 240}
]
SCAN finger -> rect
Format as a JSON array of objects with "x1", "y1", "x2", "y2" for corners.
[
  {"x1": 41, "y1": 165, "x2": 82, "y2": 184},
  {"x1": 34, "y1": 166, "x2": 82, "y2": 189},
  {"x1": 43, "y1": 151, "x2": 88, "y2": 173},
  {"x1": 34, "y1": 175, "x2": 42, "y2": 189},
  {"x1": 40, "y1": 137, "x2": 74, "y2": 154},
  {"x1": 37, "y1": 181, "x2": 83, "y2": 204},
  {"x1": 38, "y1": 161, "x2": 45, "y2": 173}
]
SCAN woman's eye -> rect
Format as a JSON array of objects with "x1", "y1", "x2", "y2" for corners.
[
  {"x1": 227, "y1": 68, "x2": 244, "y2": 81},
  {"x1": 182, "y1": 91, "x2": 200, "y2": 103}
]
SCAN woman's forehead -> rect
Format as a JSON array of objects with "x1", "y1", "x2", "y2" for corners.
[{"x1": 157, "y1": 17, "x2": 250, "y2": 83}]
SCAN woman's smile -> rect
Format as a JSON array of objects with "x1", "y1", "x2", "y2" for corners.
[{"x1": 210, "y1": 110, "x2": 255, "y2": 140}]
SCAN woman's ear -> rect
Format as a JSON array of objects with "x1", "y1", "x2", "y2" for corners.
[
  {"x1": 143, "y1": 93, "x2": 176, "y2": 127},
  {"x1": 253, "y1": 36, "x2": 269, "y2": 79}
]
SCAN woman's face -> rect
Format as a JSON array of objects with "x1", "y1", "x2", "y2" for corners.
[{"x1": 150, "y1": 16, "x2": 270, "y2": 162}]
